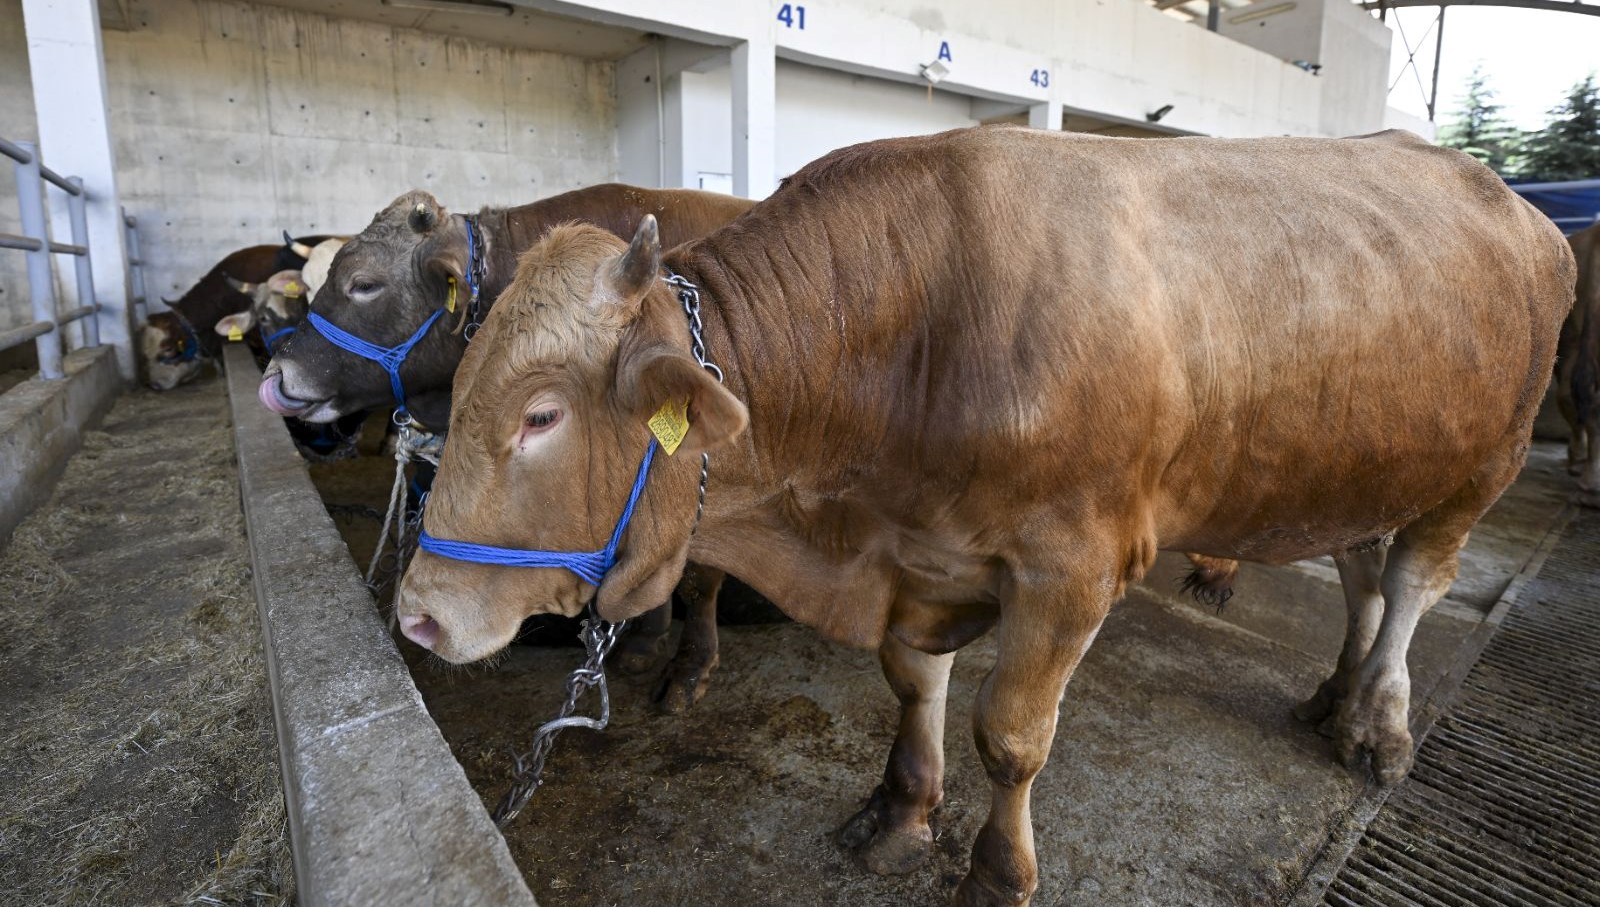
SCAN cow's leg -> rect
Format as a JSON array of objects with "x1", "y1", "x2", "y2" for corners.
[
  {"x1": 957, "y1": 578, "x2": 1111, "y2": 907},
  {"x1": 1334, "y1": 446, "x2": 1519, "y2": 784},
  {"x1": 1581, "y1": 420, "x2": 1600, "y2": 504},
  {"x1": 839, "y1": 633, "x2": 954, "y2": 875},
  {"x1": 1556, "y1": 354, "x2": 1585, "y2": 472},
  {"x1": 614, "y1": 600, "x2": 672, "y2": 676},
  {"x1": 656, "y1": 564, "x2": 725, "y2": 714},
  {"x1": 1295, "y1": 547, "x2": 1387, "y2": 732}
]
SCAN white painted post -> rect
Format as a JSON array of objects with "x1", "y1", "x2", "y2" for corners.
[
  {"x1": 730, "y1": 38, "x2": 776, "y2": 200},
  {"x1": 1028, "y1": 100, "x2": 1063, "y2": 130},
  {"x1": 21, "y1": 0, "x2": 133, "y2": 380}
]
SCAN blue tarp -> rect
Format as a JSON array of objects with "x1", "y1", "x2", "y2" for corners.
[{"x1": 1509, "y1": 179, "x2": 1600, "y2": 235}]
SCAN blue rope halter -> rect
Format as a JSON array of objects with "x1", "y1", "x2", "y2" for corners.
[
  {"x1": 158, "y1": 311, "x2": 202, "y2": 364},
  {"x1": 261, "y1": 325, "x2": 296, "y2": 355},
  {"x1": 417, "y1": 439, "x2": 658, "y2": 586},
  {"x1": 308, "y1": 307, "x2": 445, "y2": 419}
]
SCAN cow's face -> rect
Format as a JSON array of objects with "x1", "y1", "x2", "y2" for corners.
[
  {"x1": 395, "y1": 218, "x2": 747, "y2": 664},
  {"x1": 261, "y1": 192, "x2": 467, "y2": 425},
  {"x1": 216, "y1": 270, "x2": 309, "y2": 346},
  {"x1": 140, "y1": 313, "x2": 204, "y2": 390}
]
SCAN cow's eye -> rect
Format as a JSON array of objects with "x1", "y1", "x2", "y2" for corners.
[
  {"x1": 348, "y1": 279, "x2": 382, "y2": 301},
  {"x1": 524, "y1": 409, "x2": 561, "y2": 430}
]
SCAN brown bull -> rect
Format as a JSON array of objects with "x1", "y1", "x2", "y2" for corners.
[
  {"x1": 398, "y1": 127, "x2": 1572, "y2": 906},
  {"x1": 1557, "y1": 222, "x2": 1600, "y2": 498}
]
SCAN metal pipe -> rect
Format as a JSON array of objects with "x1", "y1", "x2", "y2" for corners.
[
  {"x1": 0, "y1": 137, "x2": 33, "y2": 166},
  {"x1": 1427, "y1": 6, "x2": 1446, "y2": 122},
  {"x1": 49, "y1": 241, "x2": 87, "y2": 255},
  {"x1": 0, "y1": 319, "x2": 54, "y2": 353},
  {"x1": 38, "y1": 164, "x2": 81, "y2": 196},
  {"x1": 1207, "y1": 0, "x2": 1221, "y2": 31},
  {"x1": 57, "y1": 304, "x2": 98, "y2": 324},
  {"x1": 124, "y1": 207, "x2": 149, "y2": 322},
  {"x1": 67, "y1": 177, "x2": 98, "y2": 348},
  {"x1": 0, "y1": 233, "x2": 43, "y2": 252},
  {"x1": 12, "y1": 141, "x2": 62, "y2": 379}
]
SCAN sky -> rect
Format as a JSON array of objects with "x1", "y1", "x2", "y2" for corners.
[{"x1": 1382, "y1": 6, "x2": 1600, "y2": 129}]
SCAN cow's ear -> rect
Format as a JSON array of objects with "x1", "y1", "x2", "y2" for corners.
[
  {"x1": 267, "y1": 270, "x2": 303, "y2": 298},
  {"x1": 418, "y1": 219, "x2": 469, "y2": 293},
  {"x1": 604, "y1": 215, "x2": 660, "y2": 308},
  {"x1": 215, "y1": 310, "x2": 255, "y2": 338},
  {"x1": 616, "y1": 341, "x2": 747, "y2": 457}
]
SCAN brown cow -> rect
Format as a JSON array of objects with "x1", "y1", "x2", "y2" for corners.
[
  {"x1": 397, "y1": 127, "x2": 1572, "y2": 906},
  {"x1": 1557, "y1": 222, "x2": 1600, "y2": 498},
  {"x1": 140, "y1": 235, "x2": 330, "y2": 389}
]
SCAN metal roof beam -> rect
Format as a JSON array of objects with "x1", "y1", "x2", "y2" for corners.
[{"x1": 1361, "y1": 0, "x2": 1600, "y2": 19}]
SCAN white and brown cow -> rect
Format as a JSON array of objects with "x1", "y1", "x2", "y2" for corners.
[{"x1": 397, "y1": 127, "x2": 1573, "y2": 906}]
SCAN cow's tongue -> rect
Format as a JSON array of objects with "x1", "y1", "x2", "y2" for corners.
[{"x1": 258, "y1": 373, "x2": 311, "y2": 416}]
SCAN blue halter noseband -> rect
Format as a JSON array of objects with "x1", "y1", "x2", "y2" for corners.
[
  {"x1": 261, "y1": 325, "x2": 296, "y2": 355},
  {"x1": 417, "y1": 439, "x2": 659, "y2": 586},
  {"x1": 305, "y1": 217, "x2": 482, "y2": 420},
  {"x1": 158, "y1": 310, "x2": 202, "y2": 365},
  {"x1": 309, "y1": 307, "x2": 445, "y2": 419}
]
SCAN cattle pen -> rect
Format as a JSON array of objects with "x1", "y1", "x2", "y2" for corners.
[{"x1": 6, "y1": 1, "x2": 1600, "y2": 905}]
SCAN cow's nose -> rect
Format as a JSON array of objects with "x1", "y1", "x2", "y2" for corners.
[{"x1": 399, "y1": 613, "x2": 442, "y2": 650}]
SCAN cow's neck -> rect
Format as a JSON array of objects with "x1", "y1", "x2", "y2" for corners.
[
  {"x1": 465, "y1": 207, "x2": 521, "y2": 305},
  {"x1": 660, "y1": 237, "x2": 913, "y2": 649}
]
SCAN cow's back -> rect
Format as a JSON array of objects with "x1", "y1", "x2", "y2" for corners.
[{"x1": 721, "y1": 127, "x2": 1573, "y2": 563}]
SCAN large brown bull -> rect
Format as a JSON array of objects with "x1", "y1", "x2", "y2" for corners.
[
  {"x1": 397, "y1": 127, "x2": 1572, "y2": 906},
  {"x1": 1557, "y1": 222, "x2": 1600, "y2": 499}
]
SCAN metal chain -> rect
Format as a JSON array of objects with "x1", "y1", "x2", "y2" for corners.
[
  {"x1": 492, "y1": 612, "x2": 628, "y2": 826},
  {"x1": 463, "y1": 215, "x2": 489, "y2": 340},
  {"x1": 489, "y1": 271, "x2": 723, "y2": 827},
  {"x1": 664, "y1": 271, "x2": 722, "y2": 529}
]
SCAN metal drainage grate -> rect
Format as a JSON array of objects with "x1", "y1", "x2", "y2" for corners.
[{"x1": 1320, "y1": 508, "x2": 1600, "y2": 907}]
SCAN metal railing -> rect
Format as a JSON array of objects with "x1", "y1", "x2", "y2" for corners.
[
  {"x1": 0, "y1": 137, "x2": 101, "y2": 380},
  {"x1": 124, "y1": 211, "x2": 148, "y2": 323}
]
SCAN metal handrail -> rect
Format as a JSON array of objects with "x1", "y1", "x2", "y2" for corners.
[
  {"x1": 1, "y1": 138, "x2": 101, "y2": 379},
  {"x1": 0, "y1": 136, "x2": 81, "y2": 198}
]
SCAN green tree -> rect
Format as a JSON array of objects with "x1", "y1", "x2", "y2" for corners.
[
  {"x1": 1518, "y1": 74, "x2": 1600, "y2": 182},
  {"x1": 1438, "y1": 64, "x2": 1520, "y2": 175}
]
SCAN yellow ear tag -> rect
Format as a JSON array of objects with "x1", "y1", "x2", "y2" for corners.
[
  {"x1": 446, "y1": 276, "x2": 457, "y2": 313},
  {"x1": 227, "y1": 325, "x2": 243, "y2": 342},
  {"x1": 647, "y1": 399, "x2": 690, "y2": 456},
  {"x1": 284, "y1": 282, "x2": 302, "y2": 297}
]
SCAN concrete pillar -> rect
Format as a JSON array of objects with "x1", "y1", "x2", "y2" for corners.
[
  {"x1": 730, "y1": 38, "x2": 776, "y2": 200},
  {"x1": 1028, "y1": 100, "x2": 1063, "y2": 130},
  {"x1": 21, "y1": 0, "x2": 133, "y2": 380}
]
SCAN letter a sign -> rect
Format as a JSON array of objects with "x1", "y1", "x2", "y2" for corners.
[{"x1": 938, "y1": 41, "x2": 952, "y2": 62}]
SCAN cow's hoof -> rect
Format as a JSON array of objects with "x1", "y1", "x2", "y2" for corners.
[
  {"x1": 953, "y1": 870, "x2": 1032, "y2": 907},
  {"x1": 654, "y1": 651, "x2": 718, "y2": 714},
  {"x1": 837, "y1": 787, "x2": 887, "y2": 850},
  {"x1": 1333, "y1": 707, "x2": 1414, "y2": 785},
  {"x1": 1293, "y1": 678, "x2": 1342, "y2": 725},
  {"x1": 613, "y1": 634, "x2": 668, "y2": 677},
  {"x1": 838, "y1": 788, "x2": 931, "y2": 876},
  {"x1": 860, "y1": 823, "x2": 933, "y2": 876}
]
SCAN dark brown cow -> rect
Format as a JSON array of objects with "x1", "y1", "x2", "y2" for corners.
[
  {"x1": 140, "y1": 235, "x2": 330, "y2": 389},
  {"x1": 261, "y1": 185, "x2": 754, "y2": 709},
  {"x1": 398, "y1": 128, "x2": 1573, "y2": 906},
  {"x1": 1557, "y1": 222, "x2": 1600, "y2": 498}
]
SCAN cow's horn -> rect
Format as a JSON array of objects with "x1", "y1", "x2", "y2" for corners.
[
  {"x1": 223, "y1": 273, "x2": 256, "y2": 294},
  {"x1": 290, "y1": 240, "x2": 314, "y2": 258},
  {"x1": 408, "y1": 202, "x2": 438, "y2": 234}
]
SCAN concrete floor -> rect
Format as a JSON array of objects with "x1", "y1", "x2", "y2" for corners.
[{"x1": 409, "y1": 444, "x2": 1572, "y2": 907}]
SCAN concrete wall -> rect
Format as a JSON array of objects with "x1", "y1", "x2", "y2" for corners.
[
  {"x1": 0, "y1": 346, "x2": 119, "y2": 545},
  {"x1": 0, "y1": 9, "x2": 42, "y2": 335},
  {"x1": 620, "y1": 57, "x2": 978, "y2": 190},
  {"x1": 1219, "y1": 0, "x2": 1391, "y2": 137},
  {"x1": 1, "y1": 0, "x2": 617, "y2": 325}
]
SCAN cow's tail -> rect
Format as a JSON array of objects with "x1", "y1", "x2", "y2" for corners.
[{"x1": 1180, "y1": 553, "x2": 1238, "y2": 611}]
